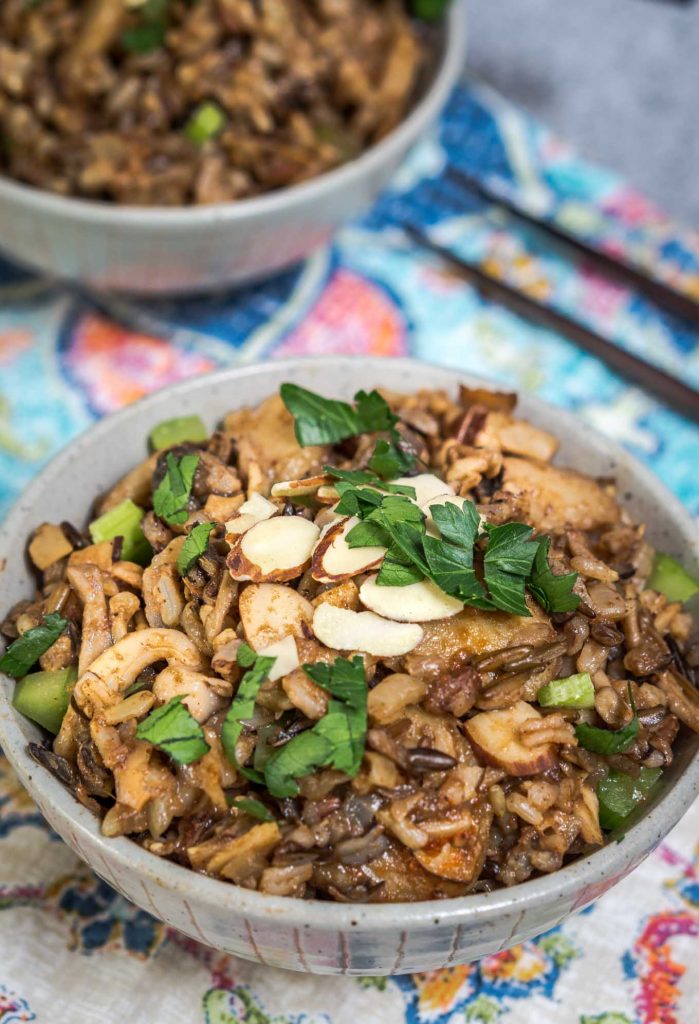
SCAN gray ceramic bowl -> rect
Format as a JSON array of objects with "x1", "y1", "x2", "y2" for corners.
[
  {"x1": 0, "y1": 357, "x2": 697, "y2": 975},
  {"x1": 0, "y1": 5, "x2": 466, "y2": 296}
]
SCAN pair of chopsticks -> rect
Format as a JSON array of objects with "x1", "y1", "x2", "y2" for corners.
[{"x1": 402, "y1": 168, "x2": 699, "y2": 424}]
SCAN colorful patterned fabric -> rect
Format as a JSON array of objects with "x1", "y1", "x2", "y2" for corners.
[{"x1": 0, "y1": 81, "x2": 697, "y2": 1022}]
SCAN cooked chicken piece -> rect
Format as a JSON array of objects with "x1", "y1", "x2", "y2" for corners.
[
  {"x1": 500, "y1": 457, "x2": 619, "y2": 533},
  {"x1": 223, "y1": 394, "x2": 328, "y2": 490},
  {"x1": 404, "y1": 603, "x2": 555, "y2": 683}
]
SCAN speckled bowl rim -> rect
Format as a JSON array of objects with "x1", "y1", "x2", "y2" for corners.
[
  {"x1": 0, "y1": 3, "x2": 466, "y2": 226},
  {"x1": 0, "y1": 356, "x2": 697, "y2": 933}
]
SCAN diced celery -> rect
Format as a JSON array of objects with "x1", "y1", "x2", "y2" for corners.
[
  {"x1": 184, "y1": 102, "x2": 226, "y2": 146},
  {"x1": 88, "y1": 499, "x2": 151, "y2": 565},
  {"x1": 13, "y1": 666, "x2": 77, "y2": 734},
  {"x1": 647, "y1": 553, "x2": 699, "y2": 603},
  {"x1": 537, "y1": 672, "x2": 595, "y2": 709},
  {"x1": 149, "y1": 415, "x2": 207, "y2": 451},
  {"x1": 597, "y1": 767, "x2": 663, "y2": 831}
]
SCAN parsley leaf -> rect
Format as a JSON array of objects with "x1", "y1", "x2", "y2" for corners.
[
  {"x1": 304, "y1": 655, "x2": 366, "y2": 708},
  {"x1": 376, "y1": 547, "x2": 425, "y2": 586},
  {"x1": 221, "y1": 649, "x2": 276, "y2": 781},
  {"x1": 264, "y1": 730, "x2": 333, "y2": 799},
  {"x1": 121, "y1": 0, "x2": 171, "y2": 54},
  {"x1": 0, "y1": 613, "x2": 68, "y2": 679},
  {"x1": 236, "y1": 641, "x2": 258, "y2": 668},
  {"x1": 227, "y1": 796, "x2": 276, "y2": 822},
  {"x1": 528, "y1": 538, "x2": 581, "y2": 613},
  {"x1": 368, "y1": 439, "x2": 414, "y2": 479},
  {"x1": 353, "y1": 390, "x2": 399, "y2": 434},
  {"x1": 136, "y1": 696, "x2": 209, "y2": 765},
  {"x1": 177, "y1": 522, "x2": 215, "y2": 576},
  {"x1": 482, "y1": 522, "x2": 539, "y2": 616},
  {"x1": 263, "y1": 656, "x2": 368, "y2": 797},
  {"x1": 153, "y1": 453, "x2": 199, "y2": 525}
]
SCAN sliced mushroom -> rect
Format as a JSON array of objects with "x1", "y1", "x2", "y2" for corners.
[
  {"x1": 312, "y1": 579, "x2": 360, "y2": 612},
  {"x1": 68, "y1": 541, "x2": 114, "y2": 571},
  {"x1": 73, "y1": 627, "x2": 204, "y2": 717},
  {"x1": 465, "y1": 702, "x2": 557, "y2": 776},
  {"x1": 282, "y1": 667, "x2": 329, "y2": 720},
  {"x1": 413, "y1": 799, "x2": 492, "y2": 883},
  {"x1": 225, "y1": 492, "x2": 278, "y2": 537},
  {"x1": 391, "y1": 473, "x2": 453, "y2": 508},
  {"x1": 312, "y1": 603, "x2": 423, "y2": 657},
  {"x1": 141, "y1": 563, "x2": 185, "y2": 628},
  {"x1": 109, "y1": 591, "x2": 141, "y2": 643},
  {"x1": 228, "y1": 516, "x2": 319, "y2": 582},
  {"x1": 97, "y1": 453, "x2": 158, "y2": 515},
  {"x1": 477, "y1": 412, "x2": 559, "y2": 462},
  {"x1": 359, "y1": 575, "x2": 462, "y2": 623},
  {"x1": 501, "y1": 457, "x2": 619, "y2": 532},
  {"x1": 238, "y1": 582, "x2": 314, "y2": 650},
  {"x1": 66, "y1": 563, "x2": 113, "y2": 676},
  {"x1": 367, "y1": 672, "x2": 427, "y2": 724},
  {"x1": 153, "y1": 666, "x2": 228, "y2": 723},
  {"x1": 311, "y1": 516, "x2": 385, "y2": 584}
]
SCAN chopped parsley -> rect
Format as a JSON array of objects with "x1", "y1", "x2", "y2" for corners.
[
  {"x1": 280, "y1": 383, "x2": 416, "y2": 475},
  {"x1": 227, "y1": 796, "x2": 276, "y2": 822},
  {"x1": 221, "y1": 646, "x2": 277, "y2": 782},
  {"x1": 153, "y1": 452, "x2": 199, "y2": 525},
  {"x1": 177, "y1": 522, "x2": 215, "y2": 576},
  {"x1": 0, "y1": 614, "x2": 68, "y2": 679},
  {"x1": 264, "y1": 656, "x2": 368, "y2": 798},
  {"x1": 136, "y1": 696, "x2": 209, "y2": 765}
]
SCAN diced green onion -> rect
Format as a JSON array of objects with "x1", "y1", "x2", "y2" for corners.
[
  {"x1": 537, "y1": 672, "x2": 595, "y2": 710},
  {"x1": 410, "y1": 0, "x2": 450, "y2": 21},
  {"x1": 184, "y1": 102, "x2": 226, "y2": 146},
  {"x1": 12, "y1": 666, "x2": 77, "y2": 734},
  {"x1": 89, "y1": 499, "x2": 151, "y2": 565},
  {"x1": 149, "y1": 415, "x2": 208, "y2": 451},
  {"x1": 647, "y1": 553, "x2": 699, "y2": 604},
  {"x1": 597, "y1": 767, "x2": 663, "y2": 830}
]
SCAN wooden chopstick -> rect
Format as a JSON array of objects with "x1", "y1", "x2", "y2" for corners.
[
  {"x1": 444, "y1": 167, "x2": 699, "y2": 327},
  {"x1": 403, "y1": 223, "x2": 699, "y2": 425}
]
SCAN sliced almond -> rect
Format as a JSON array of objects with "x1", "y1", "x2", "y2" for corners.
[
  {"x1": 392, "y1": 474, "x2": 453, "y2": 507},
  {"x1": 311, "y1": 516, "x2": 386, "y2": 584},
  {"x1": 225, "y1": 492, "x2": 278, "y2": 537},
  {"x1": 464, "y1": 702, "x2": 556, "y2": 776},
  {"x1": 256, "y1": 634, "x2": 300, "y2": 682},
  {"x1": 239, "y1": 583, "x2": 314, "y2": 650},
  {"x1": 228, "y1": 516, "x2": 320, "y2": 582},
  {"x1": 271, "y1": 474, "x2": 331, "y2": 498},
  {"x1": 314, "y1": 504, "x2": 343, "y2": 531},
  {"x1": 359, "y1": 575, "x2": 462, "y2": 623},
  {"x1": 316, "y1": 485, "x2": 340, "y2": 505},
  {"x1": 312, "y1": 603, "x2": 423, "y2": 657}
]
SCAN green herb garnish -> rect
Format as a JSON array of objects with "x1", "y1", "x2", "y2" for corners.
[
  {"x1": 227, "y1": 796, "x2": 276, "y2": 822},
  {"x1": 177, "y1": 522, "x2": 215, "y2": 576},
  {"x1": 280, "y1": 384, "x2": 415, "y2": 475},
  {"x1": 410, "y1": 0, "x2": 450, "y2": 21},
  {"x1": 597, "y1": 767, "x2": 663, "y2": 830},
  {"x1": 0, "y1": 614, "x2": 68, "y2": 679},
  {"x1": 89, "y1": 498, "x2": 152, "y2": 565},
  {"x1": 482, "y1": 522, "x2": 539, "y2": 616},
  {"x1": 528, "y1": 537, "x2": 580, "y2": 613},
  {"x1": 121, "y1": 0, "x2": 171, "y2": 54},
  {"x1": 153, "y1": 452, "x2": 199, "y2": 526},
  {"x1": 136, "y1": 696, "x2": 210, "y2": 765},
  {"x1": 264, "y1": 656, "x2": 367, "y2": 798},
  {"x1": 221, "y1": 648, "x2": 277, "y2": 782}
]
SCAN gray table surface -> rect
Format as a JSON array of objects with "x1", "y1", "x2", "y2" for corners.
[{"x1": 467, "y1": 0, "x2": 699, "y2": 227}]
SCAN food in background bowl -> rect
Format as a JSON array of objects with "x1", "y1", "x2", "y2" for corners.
[
  {"x1": 0, "y1": 0, "x2": 438, "y2": 205},
  {"x1": 2, "y1": 381, "x2": 698, "y2": 903}
]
